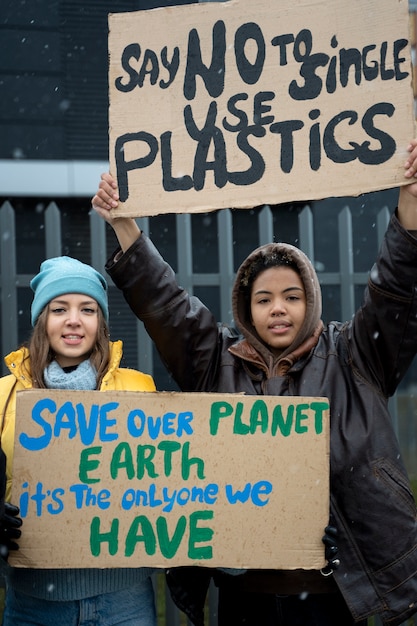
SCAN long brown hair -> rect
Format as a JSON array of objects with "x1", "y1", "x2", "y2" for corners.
[{"x1": 24, "y1": 305, "x2": 110, "y2": 388}]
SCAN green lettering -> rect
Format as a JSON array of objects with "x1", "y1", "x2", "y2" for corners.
[
  {"x1": 188, "y1": 510, "x2": 214, "y2": 559},
  {"x1": 181, "y1": 441, "x2": 205, "y2": 480},
  {"x1": 233, "y1": 401, "x2": 250, "y2": 435},
  {"x1": 136, "y1": 445, "x2": 158, "y2": 479},
  {"x1": 110, "y1": 442, "x2": 135, "y2": 479},
  {"x1": 157, "y1": 515, "x2": 187, "y2": 558},
  {"x1": 79, "y1": 446, "x2": 101, "y2": 484},
  {"x1": 271, "y1": 404, "x2": 294, "y2": 436},
  {"x1": 210, "y1": 401, "x2": 234, "y2": 435},
  {"x1": 90, "y1": 516, "x2": 119, "y2": 556},
  {"x1": 249, "y1": 399, "x2": 269, "y2": 434},
  {"x1": 295, "y1": 403, "x2": 309, "y2": 433},
  {"x1": 125, "y1": 515, "x2": 156, "y2": 556},
  {"x1": 157, "y1": 441, "x2": 181, "y2": 476},
  {"x1": 310, "y1": 401, "x2": 328, "y2": 434}
]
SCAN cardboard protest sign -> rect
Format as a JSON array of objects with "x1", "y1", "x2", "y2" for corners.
[
  {"x1": 10, "y1": 390, "x2": 329, "y2": 570},
  {"x1": 108, "y1": 0, "x2": 415, "y2": 217}
]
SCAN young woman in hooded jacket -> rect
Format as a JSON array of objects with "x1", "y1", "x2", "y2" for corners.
[
  {"x1": 0, "y1": 256, "x2": 157, "y2": 626},
  {"x1": 91, "y1": 140, "x2": 417, "y2": 626}
]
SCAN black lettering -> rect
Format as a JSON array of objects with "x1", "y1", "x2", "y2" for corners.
[
  {"x1": 138, "y1": 49, "x2": 159, "y2": 86},
  {"x1": 357, "y1": 102, "x2": 395, "y2": 164},
  {"x1": 289, "y1": 30, "x2": 328, "y2": 101},
  {"x1": 325, "y1": 36, "x2": 338, "y2": 94},
  {"x1": 271, "y1": 33, "x2": 294, "y2": 66},
  {"x1": 114, "y1": 132, "x2": 158, "y2": 202},
  {"x1": 323, "y1": 111, "x2": 358, "y2": 163},
  {"x1": 223, "y1": 93, "x2": 249, "y2": 132},
  {"x1": 159, "y1": 46, "x2": 180, "y2": 88},
  {"x1": 380, "y1": 42, "x2": 395, "y2": 80},
  {"x1": 309, "y1": 109, "x2": 321, "y2": 171},
  {"x1": 269, "y1": 119, "x2": 304, "y2": 172},
  {"x1": 234, "y1": 22, "x2": 265, "y2": 85},
  {"x1": 362, "y1": 45, "x2": 378, "y2": 81},
  {"x1": 115, "y1": 43, "x2": 141, "y2": 93},
  {"x1": 393, "y1": 38, "x2": 409, "y2": 80},
  {"x1": 184, "y1": 102, "x2": 227, "y2": 191},
  {"x1": 339, "y1": 47, "x2": 362, "y2": 87},
  {"x1": 183, "y1": 20, "x2": 226, "y2": 100},
  {"x1": 228, "y1": 125, "x2": 266, "y2": 186},
  {"x1": 160, "y1": 131, "x2": 193, "y2": 191},
  {"x1": 253, "y1": 92, "x2": 275, "y2": 126},
  {"x1": 293, "y1": 29, "x2": 313, "y2": 62}
]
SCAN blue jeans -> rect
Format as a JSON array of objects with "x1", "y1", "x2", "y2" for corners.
[{"x1": 2, "y1": 579, "x2": 157, "y2": 626}]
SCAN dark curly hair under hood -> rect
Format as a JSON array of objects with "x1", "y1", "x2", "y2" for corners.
[{"x1": 232, "y1": 242, "x2": 323, "y2": 364}]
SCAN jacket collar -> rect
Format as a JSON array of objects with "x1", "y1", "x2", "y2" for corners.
[
  {"x1": 4, "y1": 340, "x2": 123, "y2": 388},
  {"x1": 102, "y1": 340, "x2": 123, "y2": 384},
  {"x1": 229, "y1": 321, "x2": 323, "y2": 378}
]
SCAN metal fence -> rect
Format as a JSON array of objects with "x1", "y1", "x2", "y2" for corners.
[
  {"x1": 0, "y1": 199, "x2": 393, "y2": 373},
  {"x1": 0, "y1": 199, "x2": 416, "y2": 625}
]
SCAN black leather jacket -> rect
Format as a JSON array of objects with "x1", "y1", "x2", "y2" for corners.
[{"x1": 106, "y1": 211, "x2": 417, "y2": 626}]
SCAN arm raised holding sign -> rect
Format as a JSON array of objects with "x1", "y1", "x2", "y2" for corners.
[
  {"x1": 0, "y1": 256, "x2": 158, "y2": 626},
  {"x1": 92, "y1": 141, "x2": 417, "y2": 626}
]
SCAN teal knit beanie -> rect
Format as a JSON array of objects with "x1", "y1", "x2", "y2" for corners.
[{"x1": 30, "y1": 256, "x2": 109, "y2": 326}]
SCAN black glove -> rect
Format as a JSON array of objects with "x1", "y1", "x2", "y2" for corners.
[
  {"x1": 0, "y1": 446, "x2": 22, "y2": 561},
  {"x1": 320, "y1": 524, "x2": 340, "y2": 576},
  {"x1": 0, "y1": 503, "x2": 22, "y2": 561}
]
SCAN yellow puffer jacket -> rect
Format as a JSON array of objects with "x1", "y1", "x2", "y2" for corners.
[{"x1": 0, "y1": 340, "x2": 156, "y2": 501}]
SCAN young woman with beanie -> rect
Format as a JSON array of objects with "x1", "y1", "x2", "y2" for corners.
[
  {"x1": 0, "y1": 256, "x2": 157, "y2": 626},
  {"x1": 91, "y1": 140, "x2": 417, "y2": 626}
]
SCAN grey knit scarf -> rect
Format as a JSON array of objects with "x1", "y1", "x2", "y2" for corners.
[{"x1": 43, "y1": 359, "x2": 98, "y2": 390}]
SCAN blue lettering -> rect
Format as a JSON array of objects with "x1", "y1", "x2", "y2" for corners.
[
  {"x1": 162, "y1": 412, "x2": 175, "y2": 435},
  {"x1": 148, "y1": 415, "x2": 162, "y2": 440},
  {"x1": 127, "y1": 409, "x2": 194, "y2": 438},
  {"x1": 46, "y1": 488, "x2": 65, "y2": 514},
  {"x1": 176, "y1": 411, "x2": 194, "y2": 436},
  {"x1": 77, "y1": 404, "x2": 98, "y2": 444},
  {"x1": 54, "y1": 402, "x2": 78, "y2": 440},
  {"x1": 19, "y1": 398, "x2": 55, "y2": 451},
  {"x1": 127, "y1": 409, "x2": 146, "y2": 437},
  {"x1": 225, "y1": 483, "x2": 251, "y2": 504},
  {"x1": 148, "y1": 483, "x2": 163, "y2": 507},
  {"x1": 99, "y1": 403, "x2": 118, "y2": 442},
  {"x1": 250, "y1": 480, "x2": 272, "y2": 506},
  {"x1": 70, "y1": 484, "x2": 90, "y2": 509},
  {"x1": 225, "y1": 481, "x2": 272, "y2": 506}
]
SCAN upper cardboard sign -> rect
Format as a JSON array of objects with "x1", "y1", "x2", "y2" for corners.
[
  {"x1": 108, "y1": 0, "x2": 415, "y2": 217},
  {"x1": 10, "y1": 390, "x2": 329, "y2": 570}
]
